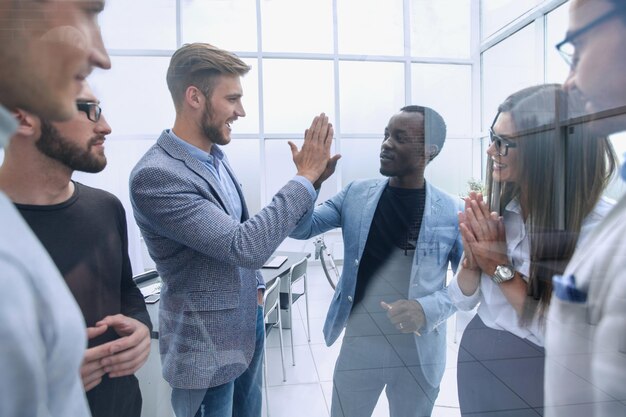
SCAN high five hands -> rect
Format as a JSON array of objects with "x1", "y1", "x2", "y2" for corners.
[{"x1": 289, "y1": 113, "x2": 341, "y2": 187}]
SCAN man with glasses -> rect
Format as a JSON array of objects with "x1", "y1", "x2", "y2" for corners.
[
  {"x1": 545, "y1": 1, "x2": 626, "y2": 416},
  {"x1": 0, "y1": 1, "x2": 111, "y2": 416},
  {"x1": 0, "y1": 81, "x2": 152, "y2": 417}
]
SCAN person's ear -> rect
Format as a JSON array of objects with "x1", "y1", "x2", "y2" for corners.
[
  {"x1": 184, "y1": 85, "x2": 206, "y2": 110},
  {"x1": 13, "y1": 109, "x2": 39, "y2": 138},
  {"x1": 425, "y1": 144, "x2": 439, "y2": 163}
]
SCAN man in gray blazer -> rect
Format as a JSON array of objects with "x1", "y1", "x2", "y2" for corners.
[
  {"x1": 129, "y1": 43, "x2": 335, "y2": 417},
  {"x1": 291, "y1": 106, "x2": 463, "y2": 417},
  {"x1": 545, "y1": 1, "x2": 626, "y2": 416}
]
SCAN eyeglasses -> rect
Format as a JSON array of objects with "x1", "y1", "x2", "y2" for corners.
[
  {"x1": 489, "y1": 128, "x2": 517, "y2": 157},
  {"x1": 76, "y1": 101, "x2": 102, "y2": 123},
  {"x1": 556, "y1": 5, "x2": 626, "y2": 69}
]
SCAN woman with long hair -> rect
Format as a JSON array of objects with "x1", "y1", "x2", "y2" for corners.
[{"x1": 449, "y1": 84, "x2": 618, "y2": 416}]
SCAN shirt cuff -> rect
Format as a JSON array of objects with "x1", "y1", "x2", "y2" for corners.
[
  {"x1": 448, "y1": 274, "x2": 481, "y2": 311},
  {"x1": 293, "y1": 175, "x2": 317, "y2": 202}
]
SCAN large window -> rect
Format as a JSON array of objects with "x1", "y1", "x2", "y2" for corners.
[{"x1": 88, "y1": 0, "x2": 479, "y2": 275}]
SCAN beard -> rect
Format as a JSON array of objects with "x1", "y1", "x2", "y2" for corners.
[
  {"x1": 201, "y1": 101, "x2": 229, "y2": 146},
  {"x1": 36, "y1": 120, "x2": 107, "y2": 173}
]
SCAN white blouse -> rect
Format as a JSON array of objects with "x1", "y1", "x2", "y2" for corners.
[{"x1": 448, "y1": 197, "x2": 614, "y2": 346}]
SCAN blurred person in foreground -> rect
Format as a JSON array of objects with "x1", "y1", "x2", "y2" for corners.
[
  {"x1": 0, "y1": 0, "x2": 111, "y2": 415},
  {"x1": 545, "y1": 1, "x2": 626, "y2": 416}
]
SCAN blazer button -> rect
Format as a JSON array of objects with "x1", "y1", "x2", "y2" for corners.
[
  {"x1": 347, "y1": 296, "x2": 353, "y2": 303},
  {"x1": 354, "y1": 259, "x2": 359, "y2": 266}
]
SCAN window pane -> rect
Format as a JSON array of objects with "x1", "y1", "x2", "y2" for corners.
[
  {"x1": 339, "y1": 61, "x2": 405, "y2": 135},
  {"x1": 410, "y1": 0, "x2": 471, "y2": 58},
  {"x1": 426, "y1": 138, "x2": 476, "y2": 196},
  {"x1": 263, "y1": 59, "x2": 335, "y2": 134},
  {"x1": 261, "y1": 0, "x2": 333, "y2": 53},
  {"x1": 341, "y1": 138, "x2": 385, "y2": 187},
  {"x1": 99, "y1": 0, "x2": 177, "y2": 50},
  {"x1": 481, "y1": 0, "x2": 541, "y2": 39},
  {"x1": 545, "y1": 1, "x2": 571, "y2": 84},
  {"x1": 482, "y1": 24, "x2": 538, "y2": 130},
  {"x1": 89, "y1": 57, "x2": 174, "y2": 137},
  {"x1": 264, "y1": 139, "x2": 338, "y2": 204},
  {"x1": 412, "y1": 64, "x2": 472, "y2": 135},
  {"x1": 237, "y1": 59, "x2": 260, "y2": 134},
  {"x1": 182, "y1": 0, "x2": 258, "y2": 52},
  {"x1": 72, "y1": 138, "x2": 156, "y2": 274},
  {"x1": 337, "y1": 0, "x2": 404, "y2": 56}
]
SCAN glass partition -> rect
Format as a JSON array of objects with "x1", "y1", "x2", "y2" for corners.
[{"x1": 339, "y1": 61, "x2": 405, "y2": 134}]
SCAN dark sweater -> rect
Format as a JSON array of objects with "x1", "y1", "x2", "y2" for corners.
[
  {"x1": 353, "y1": 184, "x2": 426, "y2": 305},
  {"x1": 17, "y1": 181, "x2": 152, "y2": 417}
]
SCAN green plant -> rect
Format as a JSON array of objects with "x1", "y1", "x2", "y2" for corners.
[{"x1": 460, "y1": 177, "x2": 485, "y2": 197}]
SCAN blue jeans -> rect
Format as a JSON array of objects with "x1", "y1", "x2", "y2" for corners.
[{"x1": 171, "y1": 306, "x2": 264, "y2": 417}]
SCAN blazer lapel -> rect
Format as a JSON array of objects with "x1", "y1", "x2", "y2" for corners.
[
  {"x1": 157, "y1": 131, "x2": 232, "y2": 214},
  {"x1": 222, "y1": 156, "x2": 249, "y2": 221},
  {"x1": 419, "y1": 182, "x2": 443, "y2": 245},
  {"x1": 358, "y1": 180, "x2": 388, "y2": 256}
]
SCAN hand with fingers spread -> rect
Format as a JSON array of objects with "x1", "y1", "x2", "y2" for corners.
[
  {"x1": 96, "y1": 314, "x2": 151, "y2": 378},
  {"x1": 381, "y1": 300, "x2": 424, "y2": 336},
  {"x1": 289, "y1": 113, "x2": 339, "y2": 184}
]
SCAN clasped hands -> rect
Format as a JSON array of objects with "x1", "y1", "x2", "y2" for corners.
[
  {"x1": 81, "y1": 314, "x2": 151, "y2": 391},
  {"x1": 458, "y1": 192, "x2": 509, "y2": 276}
]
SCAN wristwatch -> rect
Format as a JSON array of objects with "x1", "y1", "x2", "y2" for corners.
[{"x1": 491, "y1": 264, "x2": 515, "y2": 284}]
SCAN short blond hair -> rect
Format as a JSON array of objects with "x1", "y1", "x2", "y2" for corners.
[{"x1": 166, "y1": 43, "x2": 251, "y2": 111}]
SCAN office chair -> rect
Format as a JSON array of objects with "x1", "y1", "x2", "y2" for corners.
[
  {"x1": 263, "y1": 277, "x2": 286, "y2": 416},
  {"x1": 279, "y1": 256, "x2": 309, "y2": 365}
]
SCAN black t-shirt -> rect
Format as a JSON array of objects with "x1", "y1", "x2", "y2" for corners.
[
  {"x1": 17, "y1": 182, "x2": 151, "y2": 417},
  {"x1": 353, "y1": 184, "x2": 426, "y2": 305}
]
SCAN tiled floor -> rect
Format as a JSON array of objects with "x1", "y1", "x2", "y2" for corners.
[{"x1": 263, "y1": 264, "x2": 475, "y2": 417}]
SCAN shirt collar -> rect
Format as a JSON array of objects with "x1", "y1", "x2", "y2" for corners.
[
  {"x1": 167, "y1": 129, "x2": 225, "y2": 164},
  {"x1": 504, "y1": 197, "x2": 522, "y2": 215},
  {"x1": 168, "y1": 129, "x2": 209, "y2": 163},
  {"x1": 0, "y1": 104, "x2": 18, "y2": 149}
]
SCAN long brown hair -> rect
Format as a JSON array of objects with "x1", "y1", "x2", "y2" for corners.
[{"x1": 485, "y1": 84, "x2": 618, "y2": 321}]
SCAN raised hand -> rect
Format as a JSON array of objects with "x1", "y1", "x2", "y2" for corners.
[{"x1": 289, "y1": 113, "x2": 337, "y2": 184}]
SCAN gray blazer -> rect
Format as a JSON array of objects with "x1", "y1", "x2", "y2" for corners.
[
  {"x1": 129, "y1": 130, "x2": 313, "y2": 389},
  {"x1": 291, "y1": 179, "x2": 462, "y2": 388}
]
